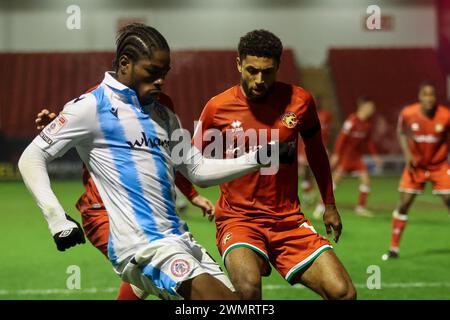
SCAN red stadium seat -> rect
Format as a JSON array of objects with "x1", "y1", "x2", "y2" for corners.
[{"x1": 0, "y1": 50, "x2": 299, "y2": 140}]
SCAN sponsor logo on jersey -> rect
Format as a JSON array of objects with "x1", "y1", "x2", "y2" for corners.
[
  {"x1": 435, "y1": 123, "x2": 444, "y2": 133},
  {"x1": 222, "y1": 232, "x2": 233, "y2": 246},
  {"x1": 413, "y1": 134, "x2": 439, "y2": 143},
  {"x1": 170, "y1": 259, "x2": 191, "y2": 277},
  {"x1": 126, "y1": 132, "x2": 170, "y2": 149},
  {"x1": 281, "y1": 112, "x2": 298, "y2": 129},
  {"x1": 39, "y1": 131, "x2": 53, "y2": 145},
  {"x1": 110, "y1": 106, "x2": 118, "y2": 118},
  {"x1": 45, "y1": 115, "x2": 67, "y2": 135}
]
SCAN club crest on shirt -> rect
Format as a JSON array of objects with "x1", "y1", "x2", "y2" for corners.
[
  {"x1": 411, "y1": 123, "x2": 420, "y2": 131},
  {"x1": 170, "y1": 259, "x2": 191, "y2": 277},
  {"x1": 281, "y1": 112, "x2": 298, "y2": 129},
  {"x1": 45, "y1": 115, "x2": 67, "y2": 135},
  {"x1": 435, "y1": 123, "x2": 444, "y2": 132},
  {"x1": 222, "y1": 232, "x2": 233, "y2": 246}
]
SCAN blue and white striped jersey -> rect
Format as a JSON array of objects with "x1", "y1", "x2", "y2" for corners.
[{"x1": 31, "y1": 72, "x2": 259, "y2": 265}]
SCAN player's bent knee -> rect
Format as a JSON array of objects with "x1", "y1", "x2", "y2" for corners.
[
  {"x1": 325, "y1": 279, "x2": 356, "y2": 300},
  {"x1": 234, "y1": 280, "x2": 261, "y2": 300}
]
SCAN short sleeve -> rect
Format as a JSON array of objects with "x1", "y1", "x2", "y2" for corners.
[{"x1": 299, "y1": 94, "x2": 321, "y2": 139}]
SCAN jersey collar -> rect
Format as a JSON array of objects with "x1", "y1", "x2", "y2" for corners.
[{"x1": 102, "y1": 71, "x2": 137, "y2": 97}]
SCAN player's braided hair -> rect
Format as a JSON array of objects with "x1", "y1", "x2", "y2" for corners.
[
  {"x1": 113, "y1": 23, "x2": 170, "y2": 70},
  {"x1": 238, "y1": 29, "x2": 283, "y2": 63}
]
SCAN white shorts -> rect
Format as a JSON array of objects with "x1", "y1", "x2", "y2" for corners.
[{"x1": 116, "y1": 232, "x2": 234, "y2": 300}]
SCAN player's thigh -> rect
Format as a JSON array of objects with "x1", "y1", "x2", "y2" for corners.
[
  {"x1": 431, "y1": 164, "x2": 450, "y2": 196},
  {"x1": 187, "y1": 235, "x2": 235, "y2": 292},
  {"x1": 292, "y1": 250, "x2": 356, "y2": 300},
  {"x1": 121, "y1": 233, "x2": 237, "y2": 300},
  {"x1": 399, "y1": 168, "x2": 425, "y2": 194},
  {"x1": 217, "y1": 223, "x2": 271, "y2": 281},
  {"x1": 268, "y1": 219, "x2": 332, "y2": 283},
  {"x1": 225, "y1": 246, "x2": 269, "y2": 285}
]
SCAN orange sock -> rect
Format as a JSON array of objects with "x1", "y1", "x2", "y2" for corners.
[
  {"x1": 390, "y1": 210, "x2": 408, "y2": 252},
  {"x1": 117, "y1": 282, "x2": 140, "y2": 300}
]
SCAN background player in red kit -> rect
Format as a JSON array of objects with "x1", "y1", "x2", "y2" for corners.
[
  {"x1": 315, "y1": 97, "x2": 382, "y2": 218},
  {"x1": 195, "y1": 30, "x2": 356, "y2": 300},
  {"x1": 382, "y1": 82, "x2": 450, "y2": 260},
  {"x1": 298, "y1": 96, "x2": 333, "y2": 206},
  {"x1": 35, "y1": 95, "x2": 216, "y2": 300}
]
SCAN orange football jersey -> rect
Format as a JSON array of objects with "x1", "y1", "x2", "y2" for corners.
[
  {"x1": 398, "y1": 103, "x2": 450, "y2": 169},
  {"x1": 195, "y1": 82, "x2": 321, "y2": 222}
]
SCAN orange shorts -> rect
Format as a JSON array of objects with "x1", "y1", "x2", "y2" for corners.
[
  {"x1": 216, "y1": 218, "x2": 332, "y2": 283},
  {"x1": 336, "y1": 157, "x2": 367, "y2": 174},
  {"x1": 399, "y1": 163, "x2": 450, "y2": 194},
  {"x1": 78, "y1": 204, "x2": 110, "y2": 258}
]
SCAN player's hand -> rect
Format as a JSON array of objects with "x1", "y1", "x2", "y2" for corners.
[
  {"x1": 190, "y1": 194, "x2": 215, "y2": 221},
  {"x1": 405, "y1": 156, "x2": 418, "y2": 172},
  {"x1": 322, "y1": 204, "x2": 342, "y2": 243},
  {"x1": 36, "y1": 108, "x2": 56, "y2": 130},
  {"x1": 53, "y1": 214, "x2": 86, "y2": 251},
  {"x1": 256, "y1": 141, "x2": 296, "y2": 165}
]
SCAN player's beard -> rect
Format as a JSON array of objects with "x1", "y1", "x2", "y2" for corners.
[{"x1": 241, "y1": 80, "x2": 268, "y2": 102}]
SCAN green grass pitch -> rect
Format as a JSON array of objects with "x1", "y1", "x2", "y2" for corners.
[{"x1": 0, "y1": 176, "x2": 449, "y2": 300}]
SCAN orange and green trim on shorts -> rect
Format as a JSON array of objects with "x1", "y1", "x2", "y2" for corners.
[
  {"x1": 222, "y1": 242, "x2": 269, "y2": 264},
  {"x1": 285, "y1": 244, "x2": 333, "y2": 283}
]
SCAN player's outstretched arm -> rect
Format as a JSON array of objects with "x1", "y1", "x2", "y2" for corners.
[
  {"x1": 18, "y1": 143, "x2": 86, "y2": 251},
  {"x1": 175, "y1": 144, "x2": 262, "y2": 188}
]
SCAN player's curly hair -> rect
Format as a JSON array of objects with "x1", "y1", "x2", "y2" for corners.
[
  {"x1": 419, "y1": 80, "x2": 436, "y2": 91},
  {"x1": 113, "y1": 23, "x2": 170, "y2": 70},
  {"x1": 238, "y1": 29, "x2": 283, "y2": 63}
]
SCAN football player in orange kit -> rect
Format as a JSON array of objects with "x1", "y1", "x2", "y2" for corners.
[
  {"x1": 382, "y1": 82, "x2": 450, "y2": 260},
  {"x1": 194, "y1": 30, "x2": 356, "y2": 300},
  {"x1": 314, "y1": 96, "x2": 382, "y2": 218}
]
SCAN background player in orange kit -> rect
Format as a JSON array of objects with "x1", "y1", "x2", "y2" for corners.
[
  {"x1": 194, "y1": 30, "x2": 356, "y2": 300},
  {"x1": 314, "y1": 96, "x2": 382, "y2": 218},
  {"x1": 298, "y1": 95, "x2": 333, "y2": 206},
  {"x1": 382, "y1": 82, "x2": 450, "y2": 260},
  {"x1": 35, "y1": 99, "x2": 216, "y2": 300}
]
